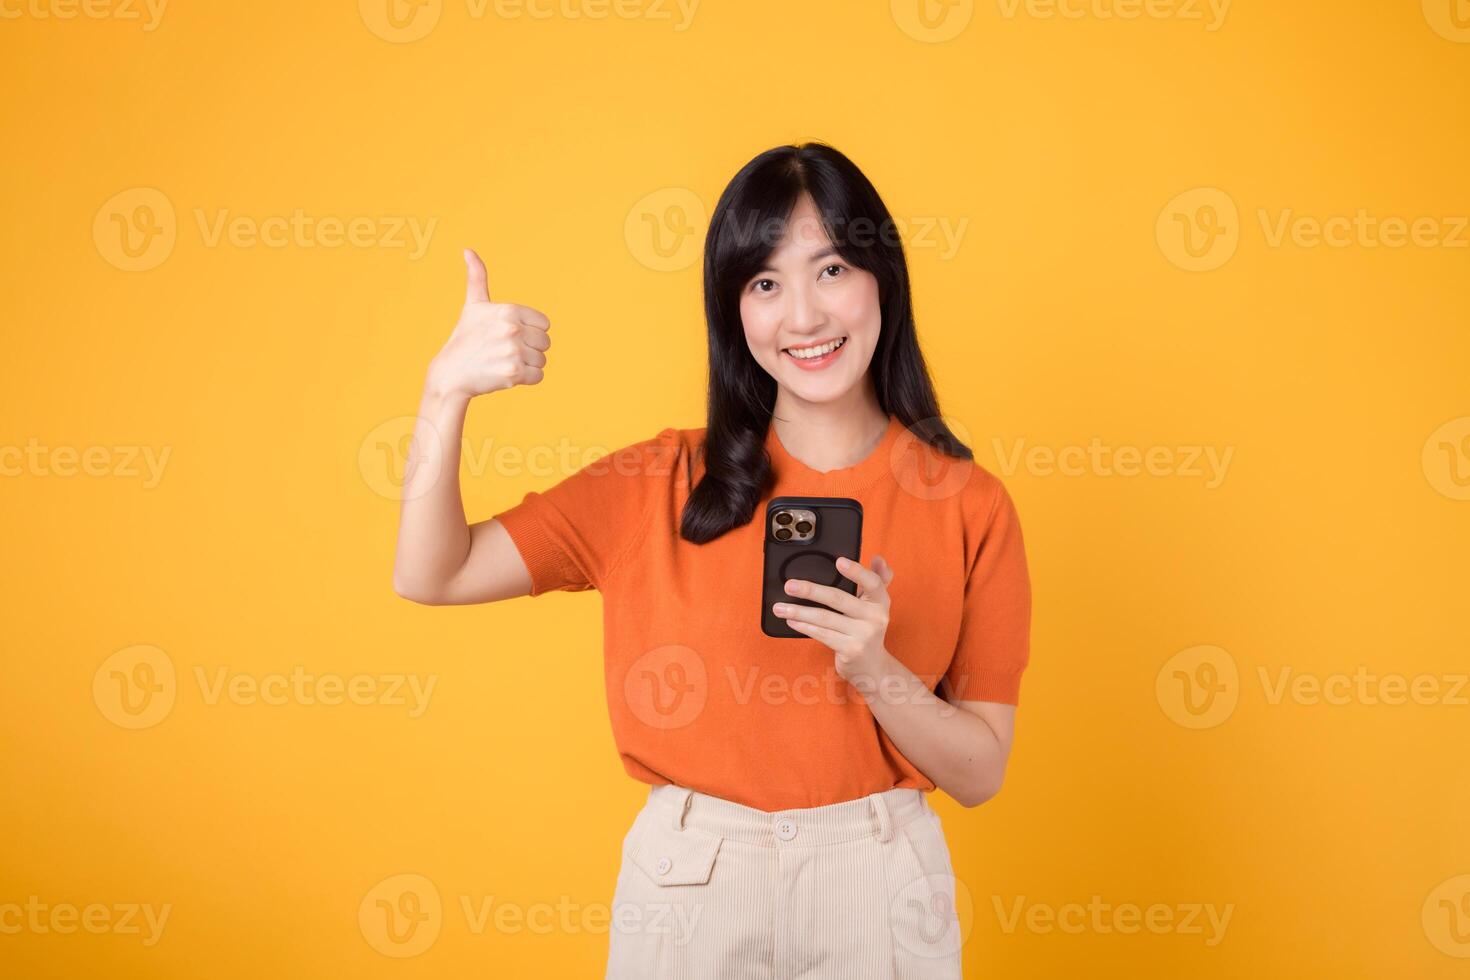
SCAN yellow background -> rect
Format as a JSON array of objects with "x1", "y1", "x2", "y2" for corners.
[{"x1": 3, "y1": 0, "x2": 1468, "y2": 976}]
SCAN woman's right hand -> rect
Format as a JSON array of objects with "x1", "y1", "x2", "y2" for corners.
[
  {"x1": 394, "y1": 247, "x2": 545, "y2": 606},
  {"x1": 426, "y1": 248, "x2": 551, "y2": 400}
]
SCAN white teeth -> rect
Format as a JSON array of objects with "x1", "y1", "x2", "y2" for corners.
[{"x1": 785, "y1": 337, "x2": 846, "y2": 360}]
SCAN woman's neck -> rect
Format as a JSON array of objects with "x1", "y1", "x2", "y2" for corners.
[{"x1": 769, "y1": 385, "x2": 889, "y2": 475}]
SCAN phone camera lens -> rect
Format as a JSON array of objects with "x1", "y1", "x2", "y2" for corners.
[
  {"x1": 794, "y1": 521, "x2": 813, "y2": 534},
  {"x1": 775, "y1": 512, "x2": 793, "y2": 525},
  {"x1": 774, "y1": 527, "x2": 792, "y2": 541}
]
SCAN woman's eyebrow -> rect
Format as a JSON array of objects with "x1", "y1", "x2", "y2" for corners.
[{"x1": 754, "y1": 247, "x2": 840, "y2": 275}]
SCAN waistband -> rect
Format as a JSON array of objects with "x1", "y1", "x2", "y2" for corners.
[{"x1": 646, "y1": 783, "x2": 930, "y2": 847}]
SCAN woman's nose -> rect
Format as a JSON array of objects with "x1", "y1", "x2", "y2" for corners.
[{"x1": 787, "y1": 284, "x2": 825, "y2": 330}]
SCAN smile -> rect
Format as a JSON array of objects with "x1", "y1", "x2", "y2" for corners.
[{"x1": 782, "y1": 336, "x2": 847, "y2": 360}]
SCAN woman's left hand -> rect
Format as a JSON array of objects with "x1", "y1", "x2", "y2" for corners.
[{"x1": 774, "y1": 555, "x2": 895, "y2": 685}]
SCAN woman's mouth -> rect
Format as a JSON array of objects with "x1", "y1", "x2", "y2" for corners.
[{"x1": 782, "y1": 335, "x2": 847, "y2": 371}]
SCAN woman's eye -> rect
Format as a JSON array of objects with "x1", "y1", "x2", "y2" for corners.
[
  {"x1": 752, "y1": 279, "x2": 776, "y2": 293},
  {"x1": 820, "y1": 264, "x2": 845, "y2": 279}
]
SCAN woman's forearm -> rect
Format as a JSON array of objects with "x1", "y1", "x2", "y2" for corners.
[
  {"x1": 392, "y1": 248, "x2": 552, "y2": 604},
  {"x1": 391, "y1": 379, "x2": 473, "y2": 599},
  {"x1": 855, "y1": 652, "x2": 1009, "y2": 807}
]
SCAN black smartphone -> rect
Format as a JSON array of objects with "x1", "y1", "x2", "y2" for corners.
[{"x1": 760, "y1": 496, "x2": 864, "y2": 639}]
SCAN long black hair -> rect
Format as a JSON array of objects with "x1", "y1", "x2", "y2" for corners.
[{"x1": 679, "y1": 141, "x2": 972, "y2": 544}]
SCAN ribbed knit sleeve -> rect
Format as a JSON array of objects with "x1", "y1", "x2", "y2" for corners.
[
  {"x1": 941, "y1": 477, "x2": 1032, "y2": 704},
  {"x1": 489, "y1": 427, "x2": 680, "y2": 596}
]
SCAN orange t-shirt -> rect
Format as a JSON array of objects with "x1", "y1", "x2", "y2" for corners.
[{"x1": 490, "y1": 414, "x2": 1032, "y2": 811}]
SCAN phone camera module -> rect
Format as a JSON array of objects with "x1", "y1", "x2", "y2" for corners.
[{"x1": 772, "y1": 507, "x2": 817, "y2": 542}]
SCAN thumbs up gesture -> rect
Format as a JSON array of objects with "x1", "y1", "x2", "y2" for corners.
[{"x1": 427, "y1": 249, "x2": 551, "y2": 400}]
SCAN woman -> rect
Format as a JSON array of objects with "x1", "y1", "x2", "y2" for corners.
[{"x1": 392, "y1": 142, "x2": 1032, "y2": 978}]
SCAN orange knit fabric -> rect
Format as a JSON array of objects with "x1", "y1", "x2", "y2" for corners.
[{"x1": 490, "y1": 414, "x2": 1032, "y2": 811}]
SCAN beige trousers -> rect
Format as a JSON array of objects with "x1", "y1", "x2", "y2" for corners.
[{"x1": 605, "y1": 783, "x2": 964, "y2": 979}]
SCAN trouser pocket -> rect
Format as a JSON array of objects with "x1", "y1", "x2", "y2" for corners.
[
  {"x1": 606, "y1": 804, "x2": 727, "y2": 979},
  {"x1": 626, "y1": 807, "x2": 723, "y2": 885},
  {"x1": 888, "y1": 811, "x2": 964, "y2": 977}
]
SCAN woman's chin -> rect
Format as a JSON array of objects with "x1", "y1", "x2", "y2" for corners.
[{"x1": 779, "y1": 370, "x2": 857, "y2": 402}]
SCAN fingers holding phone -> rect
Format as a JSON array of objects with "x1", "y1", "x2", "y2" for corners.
[{"x1": 777, "y1": 554, "x2": 896, "y2": 684}]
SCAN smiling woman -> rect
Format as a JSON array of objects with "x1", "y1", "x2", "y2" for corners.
[
  {"x1": 393, "y1": 141, "x2": 1031, "y2": 979},
  {"x1": 680, "y1": 143, "x2": 978, "y2": 546}
]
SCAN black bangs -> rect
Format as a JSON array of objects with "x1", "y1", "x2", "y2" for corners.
[{"x1": 706, "y1": 150, "x2": 894, "y2": 328}]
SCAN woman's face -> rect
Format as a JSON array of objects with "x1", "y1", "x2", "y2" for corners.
[{"x1": 739, "y1": 193, "x2": 881, "y2": 406}]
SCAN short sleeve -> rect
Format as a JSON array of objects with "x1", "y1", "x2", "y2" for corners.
[
  {"x1": 489, "y1": 427, "x2": 681, "y2": 596},
  {"x1": 941, "y1": 479, "x2": 1032, "y2": 704}
]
